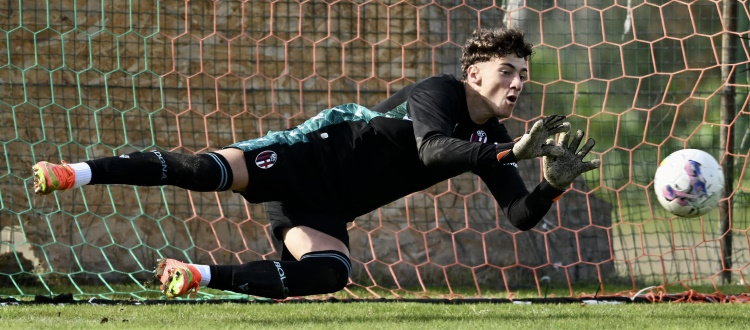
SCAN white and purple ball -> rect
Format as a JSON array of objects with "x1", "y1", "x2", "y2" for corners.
[{"x1": 653, "y1": 149, "x2": 724, "y2": 218}]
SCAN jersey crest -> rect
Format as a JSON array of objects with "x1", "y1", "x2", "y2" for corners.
[
  {"x1": 470, "y1": 130, "x2": 488, "y2": 143},
  {"x1": 255, "y1": 150, "x2": 277, "y2": 169}
]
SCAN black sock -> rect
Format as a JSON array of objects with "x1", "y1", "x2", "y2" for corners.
[
  {"x1": 207, "y1": 250, "x2": 351, "y2": 299},
  {"x1": 85, "y1": 151, "x2": 233, "y2": 191}
]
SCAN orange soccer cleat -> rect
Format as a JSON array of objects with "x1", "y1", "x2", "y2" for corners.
[
  {"x1": 32, "y1": 161, "x2": 75, "y2": 195},
  {"x1": 154, "y1": 258, "x2": 202, "y2": 298}
]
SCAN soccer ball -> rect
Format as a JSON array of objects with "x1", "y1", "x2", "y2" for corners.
[{"x1": 653, "y1": 149, "x2": 724, "y2": 218}]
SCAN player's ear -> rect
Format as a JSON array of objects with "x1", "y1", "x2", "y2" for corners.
[{"x1": 467, "y1": 64, "x2": 481, "y2": 85}]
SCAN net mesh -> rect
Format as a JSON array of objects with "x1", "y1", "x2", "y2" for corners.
[{"x1": 1, "y1": 0, "x2": 750, "y2": 301}]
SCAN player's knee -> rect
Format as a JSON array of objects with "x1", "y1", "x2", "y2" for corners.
[{"x1": 301, "y1": 250, "x2": 351, "y2": 293}]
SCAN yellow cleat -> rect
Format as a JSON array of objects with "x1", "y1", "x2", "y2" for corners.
[
  {"x1": 154, "y1": 258, "x2": 202, "y2": 298},
  {"x1": 32, "y1": 161, "x2": 75, "y2": 195}
]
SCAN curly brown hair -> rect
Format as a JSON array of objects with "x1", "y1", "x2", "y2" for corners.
[{"x1": 460, "y1": 27, "x2": 533, "y2": 79}]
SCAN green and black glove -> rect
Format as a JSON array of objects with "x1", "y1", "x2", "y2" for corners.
[
  {"x1": 511, "y1": 115, "x2": 570, "y2": 161},
  {"x1": 543, "y1": 129, "x2": 601, "y2": 190}
]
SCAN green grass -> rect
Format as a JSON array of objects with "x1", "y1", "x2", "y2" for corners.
[
  {"x1": 4, "y1": 282, "x2": 748, "y2": 302},
  {"x1": 1, "y1": 302, "x2": 749, "y2": 329}
]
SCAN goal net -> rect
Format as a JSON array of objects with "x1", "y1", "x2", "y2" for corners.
[{"x1": 1, "y1": 0, "x2": 749, "y2": 301}]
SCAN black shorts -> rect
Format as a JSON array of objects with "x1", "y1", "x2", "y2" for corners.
[
  {"x1": 225, "y1": 142, "x2": 351, "y2": 261},
  {"x1": 263, "y1": 201, "x2": 350, "y2": 261}
]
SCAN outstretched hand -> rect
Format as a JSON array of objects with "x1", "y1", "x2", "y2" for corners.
[
  {"x1": 512, "y1": 115, "x2": 570, "y2": 161},
  {"x1": 543, "y1": 129, "x2": 601, "y2": 190}
]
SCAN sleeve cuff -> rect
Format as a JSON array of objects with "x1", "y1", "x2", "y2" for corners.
[
  {"x1": 495, "y1": 142, "x2": 518, "y2": 163},
  {"x1": 535, "y1": 179, "x2": 566, "y2": 202}
]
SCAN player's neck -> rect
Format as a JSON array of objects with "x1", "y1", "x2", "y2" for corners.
[{"x1": 464, "y1": 81, "x2": 494, "y2": 125}]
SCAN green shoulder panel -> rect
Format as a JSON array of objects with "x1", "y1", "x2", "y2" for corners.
[{"x1": 228, "y1": 103, "x2": 404, "y2": 151}]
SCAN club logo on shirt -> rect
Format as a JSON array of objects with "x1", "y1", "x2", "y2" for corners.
[
  {"x1": 470, "y1": 130, "x2": 488, "y2": 143},
  {"x1": 255, "y1": 150, "x2": 277, "y2": 169}
]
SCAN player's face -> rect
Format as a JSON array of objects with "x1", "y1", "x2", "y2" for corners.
[{"x1": 468, "y1": 55, "x2": 527, "y2": 119}]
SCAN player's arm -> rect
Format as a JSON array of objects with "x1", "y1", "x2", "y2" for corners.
[
  {"x1": 410, "y1": 91, "x2": 567, "y2": 172},
  {"x1": 409, "y1": 91, "x2": 512, "y2": 171},
  {"x1": 410, "y1": 91, "x2": 478, "y2": 169},
  {"x1": 472, "y1": 123, "x2": 564, "y2": 230},
  {"x1": 476, "y1": 128, "x2": 601, "y2": 231},
  {"x1": 476, "y1": 164, "x2": 564, "y2": 231}
]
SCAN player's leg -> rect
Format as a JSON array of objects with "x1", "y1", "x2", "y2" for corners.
[
  {"x1": 156, "y1": 227, "x2": 351, "y2": 299},
  {"x1": 32, "y1": 148, "x2": 249, "y2": 194},
  {"x1": 210, "y1": 148, "x2": 248, "y2": 192},
  {"x1": 279, "y1": 225, "x2": 350, "y2": 259},
  {"x1": 153, "y1": 143, "x2": 351, "y2": 299},
  {"x1": 156, "y1": 203, "x2": 352, "y2": 299}
]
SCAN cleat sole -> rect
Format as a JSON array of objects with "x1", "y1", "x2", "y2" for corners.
[
  {"x1": 153, "y1": 258, "x2": 171, "y2": 292},
  {"x1": 33, "y1": 165, "x2": 46, "y2": 195}
]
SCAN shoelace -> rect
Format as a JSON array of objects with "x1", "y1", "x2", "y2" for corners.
[{"x1": 51, "y1": 161, "x2": 75, "y2": 189}]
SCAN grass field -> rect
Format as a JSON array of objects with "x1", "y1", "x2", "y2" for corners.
[
  {"x1": 4, "y1": 281, "x2": 750, "y2": 303},
  {"x1": 2, "y1": 301, "x2": 749, "y2": 329}
]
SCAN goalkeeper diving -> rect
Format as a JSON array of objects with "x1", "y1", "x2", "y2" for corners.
[{"x1": 32, "y1": 27, "x2": 600, "y2": 299}]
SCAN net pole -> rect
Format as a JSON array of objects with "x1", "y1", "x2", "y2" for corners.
[{"x1": 719, "y1": 0, "x2": 738, "y2": 284}]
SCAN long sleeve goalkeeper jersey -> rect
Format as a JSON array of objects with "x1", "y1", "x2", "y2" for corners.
[{"x1": 237, "y1": 74, "x2": 564, "y2": 231}]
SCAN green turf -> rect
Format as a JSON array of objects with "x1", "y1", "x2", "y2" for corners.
[
  {"x1": 3, "y1": 282, "x2": 747, "y2": 302},
  {"x1": 1, "y1": 302, "x2": 749, "y2": 329}
]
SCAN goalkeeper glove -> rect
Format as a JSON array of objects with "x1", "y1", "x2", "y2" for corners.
[
  {"x1": 511, "y1": 115, "x2": 570, "y2": 161},
  {"x1": 543, "y1": 129, "x2": 601, "y2": 190}
]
